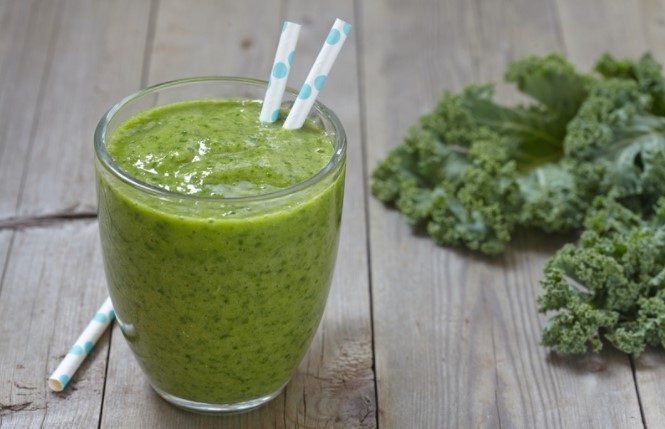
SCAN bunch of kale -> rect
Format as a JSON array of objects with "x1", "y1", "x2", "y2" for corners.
[{"x1": 371, "y1": 53, "x2": 665, "y2": 355}]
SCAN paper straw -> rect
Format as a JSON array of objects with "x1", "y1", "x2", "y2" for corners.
[
  {"x1": 48, "y1": 297, "x2": 115, "y2": 392},
  {"x1": 260, "y1": 21, "x2": 302, "y2": 123},
  {"x1": 283, "y1": 18, "x2": 352, "y2": 130}
]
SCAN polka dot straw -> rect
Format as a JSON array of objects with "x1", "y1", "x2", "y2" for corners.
[
  {"x1": 283, "y1": 18, "x2": 352, "y2": 130},
  {"x1": 48, "y1": 297, "x2": 115, "y2": 392},
  {"x1": 260, "y1": 21, "x2": 302, "y2": 123}
]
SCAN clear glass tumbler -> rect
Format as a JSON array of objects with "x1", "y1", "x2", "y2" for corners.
[{"x1": 94, "y1": 77, "x2": 346, "y2": 413}]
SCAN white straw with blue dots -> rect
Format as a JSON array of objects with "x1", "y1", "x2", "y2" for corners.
[
  {"x1": 283, "y1": 18, "x2": 351, "y2": 130},
  {"x1": 260, "y1": 21, "x2": 301, "y2": 123},
  {"x1": 48, "y1": 297, "x2": 115, "y2": 392}
]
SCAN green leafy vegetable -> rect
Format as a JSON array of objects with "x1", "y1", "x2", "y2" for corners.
[
  {"x1": 538, "y1": 197, "x2": 665, "y2": 355},
  {"x1": 564, "y1": 76, "x2": 665, "y2": 213},
  {"x1": 372, "y1": 54, "x2": 592, "y2": 254},
  {"x1": 371, "y1": 52, "x2": 665, "y2": 355}
]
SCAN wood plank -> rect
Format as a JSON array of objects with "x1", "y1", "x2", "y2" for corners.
[
  {"x1": 144, "y1": 0, "x2": 280, "y2": 84},
  {"x1": 0, "y1": 0, "x2": 58, "y2": 220},
  {"x1": 628, "y1": 1, "x2": 665, "y2": 427},
  {"x1": 15, "y1": 0, "x2": 151, "y2": 218},
  {"x1": 557, "y1": 0, "x2": 649, "y2": 69},
  {"x1": 361, "y1": 2, "x2": 480, "y2": 425},
  {"x1": 472, "y1": 0, "x2": 564, "y2": 101},
  {"x1": 472, "y1": 0, "x2": 642, "y2": 427},
  {"x1": 0, "y1": 221, "x2": 110, "y2": 428},
  {"x1": 640, "y1": 0, "x2": 665, "y2": 62},
  {"x1": 363, "y1": 0, "x2": 644, "y2": 427},
  {"x1": 634, "y1": 349, "x2": 665, "y2": 427},
  {"x1": 100, "y1": 0, "x2": 374, "y2": 427}
]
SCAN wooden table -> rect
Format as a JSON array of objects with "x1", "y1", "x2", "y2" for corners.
[{"x1": 1, "y1": 0, "x2": 665, "y2": 427}]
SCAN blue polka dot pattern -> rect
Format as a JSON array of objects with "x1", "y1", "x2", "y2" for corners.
[
  {"x1": 282, "y1": 19, "x2": 351, "y2": 129},
  {"x1": 272, "y1": 109, "x2": 280, "y2": 122},
  {"x1": 47, "y1": 297, "x2": 115, "y2": 393},
  {"x1": 314, "y1": 75, "x2": 327, "y2": 91},
  {"x1": 326, "y1": 29, "x2": 341, "y2": 45},
  {"x1": 298, "y1": 84, "x2": 312, "y2": 99},
  {"x1": 69, "y1": 345, "x2": 83, "y2": 355},
  {"x1": 272, "y1": 62, "x2": 288, "y2": 79},
  {"x1": 261, "y1": 21, "x2": 301, "y2": 123},
  {"x1": 59, "y1": 374, "x2": 69, "y2": 386}
]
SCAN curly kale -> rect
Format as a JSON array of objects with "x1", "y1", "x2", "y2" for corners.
[
  {"x1": 595, "y1": 53, "x2": 665, "y2": 116},
  {"x1": 371, "y1": 52, "x2": 665, "y2": 355},
  {"x1": 372, "y1": 54, "x2": 591, "y2": 254},
  {"x1": 544, "y1": 57, "x2": 665, "y2": 355},
  {"x1": 564, "y1": 76, "x2": 665, "y2": 214},
  {"x1": 538, "y1": 197, "x2": 665, "y2": 355}
]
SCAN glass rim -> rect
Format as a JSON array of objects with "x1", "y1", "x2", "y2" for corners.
[{"x1": 94, "y1": 76, "x2": 347, "y2": 203}]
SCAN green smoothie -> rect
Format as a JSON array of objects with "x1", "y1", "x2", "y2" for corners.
[{"x1": 96, "y1": 97, "x2": 345, "y2": 405}]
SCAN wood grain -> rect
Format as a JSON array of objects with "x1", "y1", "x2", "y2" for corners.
[
  {"x1": 0, "y1": 221, "x2": 109, "y2": 428},
  {"x1": 15, "y1": 0, "x2": 151, "y2": 219},
  {"x1": 99, "y1": 0, "x2": 375, "y2": 427},
  {"x1": 556, "y1": 0, "x2": 650, "y2": 69},
  {"x1": 361, "y1": 0, "x2": 485, "y2": 426},
  {"x1": 0, "y1": 0, "x2": 58, "y2": 220},
  {"x1": 641, "y1": 0, "x2": 665, "y2": 62},
  {"x1": 144, "y1": 0, "x2": 280, "y2": 84}
]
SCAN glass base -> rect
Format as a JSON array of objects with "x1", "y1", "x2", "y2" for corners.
[{"x1": 151, "y1": 383, "x2": 287, "y2": 415}]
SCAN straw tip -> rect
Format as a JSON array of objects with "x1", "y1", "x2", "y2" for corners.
[
  {"x1": 334, "y1": 18, "x2": 351, "y2": 28},
  {"x1": 283, "y1": 21, "x2": 302, "y2": 31},
  {"x1": 48, "y1": 373, "x2": 70, "y2": 392},
  {"x1": 48, "y1": 378, "x2": 64, "y2": 392}
]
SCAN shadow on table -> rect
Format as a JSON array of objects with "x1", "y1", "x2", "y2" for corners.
[
  {"x1": 406, "y1": 220, "x2": 576, "y2": 270},
  {"x1": 544, "y1": 345, "x2": 632, "y2": 375}
]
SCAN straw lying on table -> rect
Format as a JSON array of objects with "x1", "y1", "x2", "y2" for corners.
[
  {"x1": 261, "y1": 18, "x2": 352, "y2": 129},
  {"x1": 48, "y1": 297, "x2": 115, "y2": 392}
]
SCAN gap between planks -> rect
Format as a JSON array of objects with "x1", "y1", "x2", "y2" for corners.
[{"x1": 0, "y1": 213, "x2": 98, "y2": 230}]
